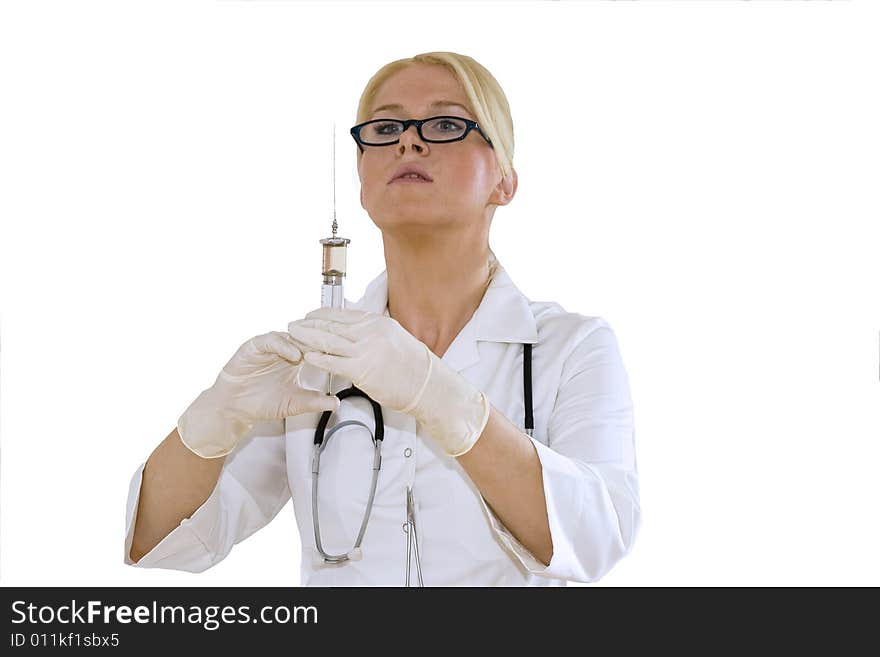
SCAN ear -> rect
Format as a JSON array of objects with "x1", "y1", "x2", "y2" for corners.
[{"x1": 490, "y1": 167, "x2": 518, "y2": 207}]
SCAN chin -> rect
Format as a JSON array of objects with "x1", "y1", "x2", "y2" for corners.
[{"x1": 372, "y1": 210, "x2": 455, "y2": 231}]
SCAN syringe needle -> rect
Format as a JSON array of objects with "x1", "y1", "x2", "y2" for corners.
[{"x1": 331, "y1": 123, "x2": 337, "y2": 237}]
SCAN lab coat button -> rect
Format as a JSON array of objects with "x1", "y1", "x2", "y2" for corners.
[{"x1": 404, "y1": 448, "x2": 412, "y2": 458}]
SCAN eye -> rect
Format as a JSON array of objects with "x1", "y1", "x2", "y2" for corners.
[
  {"x1": 436, "y1": 119, "x2": 464, "y2": 131},
  {"x1": 374, "y1": 121, "x2": 403, "y2": 135}
]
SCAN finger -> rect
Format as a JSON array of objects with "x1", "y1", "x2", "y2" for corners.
[
  {"x1": 250, "y1": 331, "x2": 303, "y2": 364},
  {"x1": 303, "y1": 351, "x2": 357, "y2": 381},
  {"x1": 305, "y1": 307, "x2": 372, "y2": 324},
  {"x1": 289, "y1": 318, "x2": 360, "y2": 342},
  {"x1": 286, "y1": 335, "x2": 313, "y2": 356},
  {"x1": 287, "y1": 324, "x2": 357, "y2": 357},
  {"x1": 292, "y1": 389, "x2": 341, "y2": 414}
]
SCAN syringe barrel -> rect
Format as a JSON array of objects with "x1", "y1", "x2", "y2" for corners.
[
  {"x1": 318, "y1": 237, "x2": 350, "y2": 396},
  {"x1": 321, "y1": 282, "x2": 345, "y2": 309}
]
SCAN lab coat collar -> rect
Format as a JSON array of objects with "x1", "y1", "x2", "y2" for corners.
[{"x1": 349, "y1": 257, "x2": 538, "y2": 373}]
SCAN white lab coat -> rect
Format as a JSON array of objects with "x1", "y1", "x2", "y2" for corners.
[{"x1": 124, "y1": 259, "x2": 640, "y2": 586}]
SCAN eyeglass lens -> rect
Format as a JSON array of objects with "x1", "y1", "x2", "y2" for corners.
[{"x1": 360, "y1": 117, "x2": 469, "y2": 144}]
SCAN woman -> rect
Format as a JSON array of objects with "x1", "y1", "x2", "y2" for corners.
[{"x1": 125, "y1": 52, "x2": 640, "y2": 586}]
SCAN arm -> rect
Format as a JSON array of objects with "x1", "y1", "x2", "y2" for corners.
[
  {"x1": 124, "y1": 419, "x2": 291, "y2": 572},
  {"x1": 129, "y1": 427, "x2": 226, "y2": 562},
  {"x1": 457, "y1": 406, "x2": 553, "y2": 566},
  {"x1": 463, "y1": 321, "x2": 640, "y2": 582},
  {"x1": 126, "y1": 329, "x2": 331, "y2": 570}
]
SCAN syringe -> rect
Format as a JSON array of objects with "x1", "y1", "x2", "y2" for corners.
[{"x1": 319, "y1": 124, "x2": 350, "y2": 394}]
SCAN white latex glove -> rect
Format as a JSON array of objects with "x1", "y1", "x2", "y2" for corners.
[
  {"x1": 177, "y1": 331, "x2": 341, "y2": 459},
  {"x1": 287, "y1": 308, "x2": 490, "y2": 457}
]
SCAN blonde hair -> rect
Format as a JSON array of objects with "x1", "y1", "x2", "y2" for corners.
[{"x1": 355, "y1": 51, "x2": 514, "y2": 180}]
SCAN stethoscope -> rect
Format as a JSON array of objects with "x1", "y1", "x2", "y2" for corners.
[{"x1": 311, "y1": 342, "x2": 534, "y2": 586}]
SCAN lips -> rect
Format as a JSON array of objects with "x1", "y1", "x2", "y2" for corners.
[{"x1": 389, "y1": 164, "x2": 434, "y2": 184}]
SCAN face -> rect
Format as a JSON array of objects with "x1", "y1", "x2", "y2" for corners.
[{"x1": 357, "y1": 63, "x2": 516, "y2": 234}]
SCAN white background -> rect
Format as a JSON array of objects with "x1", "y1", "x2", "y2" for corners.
[{"x1": 1, "y1": 0, "x2": 878, "y2": 587}]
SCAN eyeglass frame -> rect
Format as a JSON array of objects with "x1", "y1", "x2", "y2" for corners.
[{"x1": 350, "y1": 115, "x2": 493, "y2": 152}]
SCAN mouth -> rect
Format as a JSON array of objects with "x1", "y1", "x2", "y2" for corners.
[
  {"x1": 390, "y1": 174, "x2": 433, "y2": 184},
  {"x1": 389, "y1": 165, "x2": 434, "y2": 184}
]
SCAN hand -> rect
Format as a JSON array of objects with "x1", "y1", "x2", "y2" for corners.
[
  {"x1": 287, "y1": 308, "x2": 490, "y2": 457},
  {"x1": 177, "y1": 331, "x2": 341, "y2": 459}
]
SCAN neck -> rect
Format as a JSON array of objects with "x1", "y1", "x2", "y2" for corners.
[{"x1": 383, "y1": 232, "x2": 493, "y2": 359}]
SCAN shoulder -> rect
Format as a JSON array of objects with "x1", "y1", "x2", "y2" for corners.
[
  {"x1": 528, "y1": 301, "x2": 632, "y2": 408},
  {"x1": 530, "y1": 300, "x2": 614, "y2": 348},
  {"x1": 528, "y1": 300, "x2": 628, "y2": 385}
]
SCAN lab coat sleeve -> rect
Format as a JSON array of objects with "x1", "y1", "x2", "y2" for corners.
[
  {"x1": 124, "y1": 420, "x2": 291, "y2": 573},
  {"x1": 480, "y1": 320, "x2": 641, "y2": 582}
]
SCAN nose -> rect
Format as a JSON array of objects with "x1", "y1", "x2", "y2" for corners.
[{"x1": 397, "y1": 124, "x2": 426, "y2": 154}]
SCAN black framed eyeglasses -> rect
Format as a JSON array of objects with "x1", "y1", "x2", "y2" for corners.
[{"x1": 350, "y1": 116, "x2": 493, "y2": 151}]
